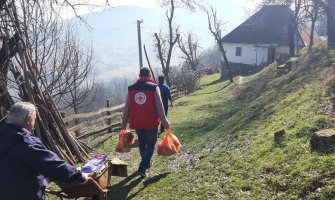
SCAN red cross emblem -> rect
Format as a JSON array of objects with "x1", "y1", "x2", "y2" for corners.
[{"x1": 134, "y1": 92, "x2": 146, "y2": 105}]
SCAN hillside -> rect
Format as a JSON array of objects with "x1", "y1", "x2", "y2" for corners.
[{"x1": 98, "y1": 46, "x2": 335, "y2": 200}]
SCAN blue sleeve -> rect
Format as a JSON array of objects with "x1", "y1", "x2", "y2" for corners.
[
  {"x1": 166, "y1": 85, "x2": 172, "y2": 100},
  {"x1": 20, "y1": 139, "x2": 85, "y2": 183},
  {"x1": 159, "y1": 84, "x2": 172, "y2": 100}
]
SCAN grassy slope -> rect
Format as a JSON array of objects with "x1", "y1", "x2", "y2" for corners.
[{"x1": 100, "y1": 47, "x2": 335, "y2": 200}]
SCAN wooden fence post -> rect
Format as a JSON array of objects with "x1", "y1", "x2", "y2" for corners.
[
  {"x1": 106, "y1": 100, "x2": 112, "y2": 133},
  {"x1": 61, "y1": 112, "x2": 68, "y2": 127}
]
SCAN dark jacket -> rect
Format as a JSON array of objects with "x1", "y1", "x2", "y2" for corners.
[
  {"x1": 158, "y1": 83, "x2": 172, "y2": 107},
  {"x1": 0, "y1": 123, "x2": 85, "y2": 200}
]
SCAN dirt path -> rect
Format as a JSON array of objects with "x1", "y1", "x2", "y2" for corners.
[{"x1": 239, "y1": 76, "x2": 244, "y2": 84}]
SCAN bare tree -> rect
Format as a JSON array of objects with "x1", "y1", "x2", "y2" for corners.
[
  {"x1": 154, "y1": 0, "x2": 202, "y2": 86},
  {"x1": 315, "y1": 11, "x2": 327, "y2": 36},
  {"x1": 200, "y1": 46, "x2": 221, "y2": 72},
  {"x1": 143, "y1": 44, "x2": 157, "y2": 82},
  {"x1": 154, "y1": 0, "x2": 180, "y2": 86},
  {"x1": 312, "y1": 0, "x2": 335, "y2": 49},
  {"x1": 12, "y1": 1, "x2": 96, "y2": 131},
  {"x1": 177, "y1": 32, "x2": 201, "y2": 71},
  {"x1": 0, "y1": 0, "x2": 110, "y2": 163},
  {"x1": 158, "y1": 0, "x2": 202, "y2": 12},
  {"x1": 59, "y1": 40, "x2": 96, "y2": 117},
  {"x1": 205, "y1": 6, "x2": 233, "y2": 82},
  {"x1": 290, "y1": 0, "x2": 302, "y2": 56},
  {"x1": 302, "y1": 0, "x2": 322, "y2": 50}
]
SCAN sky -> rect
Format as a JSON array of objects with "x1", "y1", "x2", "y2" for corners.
[
  {"x1": 65, "y1": 0, "x2": 259, "y2": 13},
  {"x1": 64, "y1": 0, "x2": 261, "y2": 80}
]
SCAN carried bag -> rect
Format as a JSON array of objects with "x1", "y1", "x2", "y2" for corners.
[
  {"x1": 115, "y1": 130, "x2": 135, "y2": 153},
  {"x1": 157, "y1": 129, "x2": 182, "y2": 156}
]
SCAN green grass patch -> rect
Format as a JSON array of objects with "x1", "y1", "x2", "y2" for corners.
[{"x1": 68, "y1": 47, "x2": 335, "y2": 200}]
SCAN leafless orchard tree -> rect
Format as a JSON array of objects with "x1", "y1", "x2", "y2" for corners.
[
  {"x1": 154, "y1": 0, "x2": 202, "y2": 86},
  {"x1": 177, "y1": 32, "x2": 201, "y2": 71},
  {"x1": 205, "y1": 6, "x2": 233, "y2": 82},
  {"x1": 154, "y1": 0, "x2": 180, "y2": 86}
]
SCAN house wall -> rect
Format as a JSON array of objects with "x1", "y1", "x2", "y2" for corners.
[
  {"x1": 276, "y1": 46, "x2": 290, "y2": 55},
  {"x1": 222, "y1": 43, "x2": 290, "y2": 66}
]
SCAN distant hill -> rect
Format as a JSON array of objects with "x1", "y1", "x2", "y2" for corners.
[
  {"x1": 71, "y1": 5, "x2": 245, "y2": 80},
  {"x1": 74, "y1": 6, "x2": 165, "y2": 79}
]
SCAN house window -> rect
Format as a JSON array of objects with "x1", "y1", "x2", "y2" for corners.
[{"x1": 235, "y1": 47, "x2": 242, "y2": 56}]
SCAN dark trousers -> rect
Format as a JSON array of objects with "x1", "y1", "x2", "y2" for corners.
[
  {"x1": 160, "y1": 104, "x2": 168, "y2": 133},
  {"x1": 135, "y1": 128, "x2": 158, "y2": 172}
]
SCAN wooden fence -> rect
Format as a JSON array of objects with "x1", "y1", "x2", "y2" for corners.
[{"x1": 62, "y1": 87, "x2": 182, "y2": 142}]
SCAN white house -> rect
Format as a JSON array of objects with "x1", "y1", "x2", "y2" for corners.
[{"x1": 221, "y1": 5, "x2": 320, "y2": 66}]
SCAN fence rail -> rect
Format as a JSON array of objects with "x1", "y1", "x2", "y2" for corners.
[
  {"x1": 63, "y1": 104, "x2": 125, "y2": 123},
  {"x1": 62, "y1": 87, "x2": 182, "y2": 143}
]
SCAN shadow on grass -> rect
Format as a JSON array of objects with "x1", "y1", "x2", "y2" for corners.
[
  {"x1": 201, "y1": 78, "x2": 224, "y2": 87},
  {"x1": 193, "y1": 83, "x2": 231, "y2": 96},
  {"x1": 126, "y1": 172, "x2": 170, "y2": 200},
  {"x1": 108, "y1": 172, "x2": 170, "y2": 200},
  {"x1": 108, "y1": 172, "x2": 144, "y2": 200}
]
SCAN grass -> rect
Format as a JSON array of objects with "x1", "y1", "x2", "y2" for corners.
[
  {"x1": 105, "y1": 47, "x2": 335, "y2": 200},
  {"x1": 48, "y1": 46, "x2": 335, "y2": 200}
]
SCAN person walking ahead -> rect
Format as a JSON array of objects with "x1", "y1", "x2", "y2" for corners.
[
  {"x1": 0, "y1": 102, "x2": 88, "y2": 200},
  {"x1": 121, "y1": 67, "x2": 170, "y2": 177},
  {"x1": 158, "y1": 75, "x2": 173, "y2": 133}
]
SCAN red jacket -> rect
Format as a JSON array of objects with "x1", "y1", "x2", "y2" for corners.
[{"x1": 128, "y1": 78, "x2": 160, "y2": 129}]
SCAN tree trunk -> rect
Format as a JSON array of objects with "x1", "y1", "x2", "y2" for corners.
[
  {"x1": 288, "y1": 20, "x2": 295, "y2": 57},
  {"x1": 163, "y1": 69, "x2": 172, "y2": 86},
  {"x1": 309, "y1": 5, "x2": 319, "y2": 51},
  {"x1": 326, "y1": 6, "x2": 335, "y2": 49},
  {"x1": 219, "y1": 46, "x2": 233, "y2": 83},
  {"x1": 309, "y1": 19, "x2": 316, "y2": 50},
  {"x1": 143, "y1": 44, "x2": 156, "y2": 82}
]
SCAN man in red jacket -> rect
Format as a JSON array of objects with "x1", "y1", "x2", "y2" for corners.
[{"x1": 121, "y1": 67, "x2": 169, "y2": 177}]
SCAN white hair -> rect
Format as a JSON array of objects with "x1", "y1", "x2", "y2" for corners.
[{"x1": 7, "y1": 102, "x2": 36, "y2": 125}]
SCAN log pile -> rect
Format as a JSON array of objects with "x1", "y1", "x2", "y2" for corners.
[{"x1": 0, "y1": 2, "x2": 88, "y2": 164}]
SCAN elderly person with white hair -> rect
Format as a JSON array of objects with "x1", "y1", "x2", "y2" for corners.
[{"x1": 0, "y1": 102, "x2": 88, "y2": 200}]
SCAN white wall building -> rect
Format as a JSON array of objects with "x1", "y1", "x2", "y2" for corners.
[{"x1": 221, "y1": 5, "x2": 319, "y2": 66}]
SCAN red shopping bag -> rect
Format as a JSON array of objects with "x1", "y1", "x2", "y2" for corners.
[
  {"x1": 115, "y1": 130, "x2": 135, "y2": 153},
  {"x1": 157, "y1": 129, "x2": 182, "y2": 156}
]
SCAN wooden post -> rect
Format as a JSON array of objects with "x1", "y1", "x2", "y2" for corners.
[
  {"x1": 106, "y1": 100, "x2": 112, "y2": 133},
  {"x1": 61, "y1": 112, "x2": 68, "y2": 127}
]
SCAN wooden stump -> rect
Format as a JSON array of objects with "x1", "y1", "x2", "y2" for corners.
[
  {"x1": 109, "y1": 158, "x2": 128, "y2": 177},
  {"x1": 310, "y1": 129, "x2": 335, "y2": 152},
  {"x1": 274, "y1": 129, "x2": 285, "y2": 144}
]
